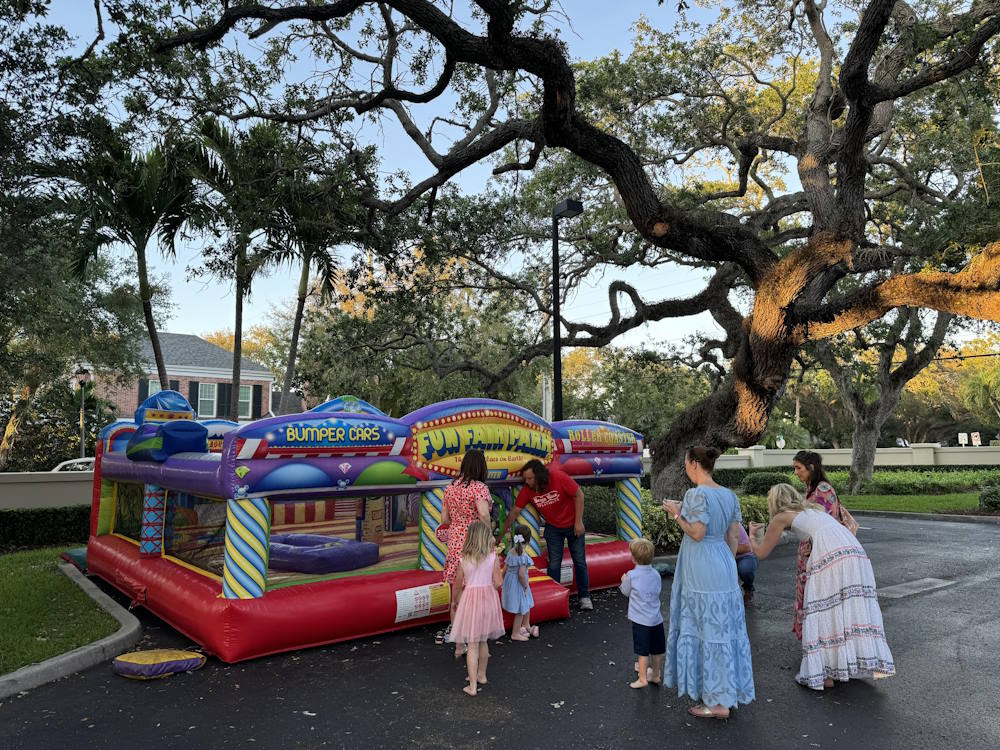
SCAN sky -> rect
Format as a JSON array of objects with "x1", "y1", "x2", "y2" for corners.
[{"x1": 56, "y1": 1, "x2": 724, "y2": 354}]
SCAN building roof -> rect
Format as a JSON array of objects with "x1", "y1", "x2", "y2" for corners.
[{"x1": 139, "y1": 333, "x2": 272, "y2": 376}]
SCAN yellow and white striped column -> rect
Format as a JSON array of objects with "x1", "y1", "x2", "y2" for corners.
[
  {"x1": 615, "y1": 477, "x2": 643, "y2": 541},
  {"x1": 418, "y1": 488, "x2": 447, "y2": 571},
  {"x1": 518, "y1": 502, "x2": 543, "y2": 557},
  {"x1": 222, "y1": 496, "x2": 270, "y2": 599}
]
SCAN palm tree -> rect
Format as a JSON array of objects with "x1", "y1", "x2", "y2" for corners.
[
  {"x1": 70, "y1": 135, "x2": 196, "y2": 389},
  {"x1": 270, "y1": 164, "x2": 364, "y2": 414},
  {"x1": 191, "y1": 118, "x2": 288, "y2": 418}
]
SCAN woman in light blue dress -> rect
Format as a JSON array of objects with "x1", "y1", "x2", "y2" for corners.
[{"x1": 661, "y1": 446, "x2": 755, "y2": 719}]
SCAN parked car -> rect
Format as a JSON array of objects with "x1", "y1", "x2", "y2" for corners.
[{"x1": 51, "y1": 458, "x2": 95, "y2": 472}]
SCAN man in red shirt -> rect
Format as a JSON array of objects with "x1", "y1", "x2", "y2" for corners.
[{"x1": 500, "y1": 459, "x2": 592, "y2": 610}]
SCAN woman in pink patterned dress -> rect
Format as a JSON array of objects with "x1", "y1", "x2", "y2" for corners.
[
  {"x1": 790, "y1": 451, "x2": 858, "y2": 640},
  {"x1": 439, "y1": 450, "x2": 492, "y2": 654}
]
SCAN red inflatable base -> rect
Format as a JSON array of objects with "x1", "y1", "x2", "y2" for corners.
[
  {"x1": 86, "y1": 535, "x2": 646, "y2": 663},
  {"x1": 532, "y1": 538, "x2": 632, "y2": 593}
]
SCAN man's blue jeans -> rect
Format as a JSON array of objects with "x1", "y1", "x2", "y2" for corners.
[
  {"x1": 543, "y1": 524, "x2": 590, "y2": 598},
  {"x1": 737, "y1": 555, "x2": 758, "y2": 592}
]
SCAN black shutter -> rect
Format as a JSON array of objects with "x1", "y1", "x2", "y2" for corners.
[
  {"x1": 169, "y1": 379, "x2": 179, "y2": 392},
  {"x1": 217, "y1": 383, "x2": 232, "y2": 418},
  {"x1": 138, "y1": 379, "x2": 149, "y2": 406},
  {"x1": 252, "y1": 384, "x2": 262, "y2": 419},
  {"x1": 188, "y1": 381, "x2": 200, "y2": 409}
]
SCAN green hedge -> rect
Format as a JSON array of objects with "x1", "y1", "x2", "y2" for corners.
[
  {"x1": 647, "y1": 465, "x2": 1000, "y2": 492},
  {"x1": 584, "y1": 486, "x2": 769, "y2": 553},
  {"x1": 980, "y1": 487, "x2": 1000, "y2": 512},
  {"x1": 742, "y1": 472, "x2": 795, "y2": 495},
  {"x1": 851, "y1": 469, "x2": 1000, "y2": 495},
  {"x1": 0, "y1": 506, "x2": 90, "y2": 553}
]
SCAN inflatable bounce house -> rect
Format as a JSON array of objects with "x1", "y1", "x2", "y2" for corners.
[{"x1": 87, "y1": 391, "x2": 645, "y2": 662}]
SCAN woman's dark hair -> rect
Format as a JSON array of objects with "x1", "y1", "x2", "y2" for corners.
[
  {"x1": 792, "y1": 450, "x2": 827, "y2": 493},
  {"x1": 521, "y1": 458, "x2": 549, "y2": 491},
  {"x1": 457, "y1": 449, "x2": 488, "y2": 484},
  {"x1": 686, "y1": 446, "x2": 722, "y2": 473}
]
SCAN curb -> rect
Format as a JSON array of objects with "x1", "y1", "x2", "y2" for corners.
[
  {"x1": 853, "y1": 509, "x2": 1000, "y2": 525},
  {"x1": 0, "y1": 563, "x2": 141, "y2": 700}
]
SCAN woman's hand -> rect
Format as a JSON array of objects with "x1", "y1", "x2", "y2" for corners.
[{"x1": 662, "y1": 499, "x2": 681, "y2": 519}]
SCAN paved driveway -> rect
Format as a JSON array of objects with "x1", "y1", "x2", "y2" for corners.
[{"x1": 1, "y1": 516, "x2": 997, "y2": 749}]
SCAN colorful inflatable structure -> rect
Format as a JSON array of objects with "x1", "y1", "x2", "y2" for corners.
[{"x1": 87, "y1": 391, "x2": 644, "y2": 662}]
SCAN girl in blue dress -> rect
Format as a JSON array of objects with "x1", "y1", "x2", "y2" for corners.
[
  {"x1": 502, "y1": 523, "x2": 538, "y2": 641},
  {"x1": 661, "y1": 446, "x2": 755, "y2": 719}
]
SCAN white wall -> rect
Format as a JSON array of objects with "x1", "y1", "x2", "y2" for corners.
[
  {"x1": 0, "y1": 472, "x2": 93, "y2": 510},
  {"x1": 642, "y1": 444, "x2": 1000, "y2": 474}
]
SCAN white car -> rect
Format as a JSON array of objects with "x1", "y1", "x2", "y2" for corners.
[{"x1": 51, "y1": 457, "x2": 95, "y2": 472}]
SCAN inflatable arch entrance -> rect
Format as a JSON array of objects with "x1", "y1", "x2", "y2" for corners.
[{"x1": 87, "y1": 392, "x2": 644, "y2": 662}]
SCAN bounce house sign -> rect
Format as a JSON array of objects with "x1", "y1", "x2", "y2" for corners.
[{"x1": 411, "y1": 405, "x2": 553, "y2": 478}]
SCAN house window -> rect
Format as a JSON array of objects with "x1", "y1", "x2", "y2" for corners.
[
  {"x1": 147, "y1": 379, "x2": 161, "y2": 396},
  {"x1": 198, "y1": 383, "x2": 217, "y2": 417},
  {"x1": 238, "y1": 385, "x2": 251, "y2": 419}
]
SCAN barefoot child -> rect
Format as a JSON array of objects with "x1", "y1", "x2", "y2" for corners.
[
  {"x1": 502, "y1": 524, "x2": 538, "y2": 641},
  {"x1": 449, "y1": 521, "x2": 506, "y2": 696},
  {"x1": 619, "y1": 538, "x2": 665, "y2": 689}
]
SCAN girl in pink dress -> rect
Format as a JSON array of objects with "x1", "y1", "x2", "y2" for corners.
[
  {"x1": 448, "y1": 521, "x2": 505, "y2": 696},
  {"x1": 439, "y1": 450, "x2": 492, "y2": 654}
]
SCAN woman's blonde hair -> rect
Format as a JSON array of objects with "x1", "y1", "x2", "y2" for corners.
[
  {"x1": 461, "y1": 521, "x2": 494, "y2": 563},
  {"x1": 767, "y1": 483, "x2": 824, "y2": 517}
]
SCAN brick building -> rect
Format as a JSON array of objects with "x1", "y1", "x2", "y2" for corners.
[{"x1": 92, "y1": 333, "x2": 276, "y2": 421}]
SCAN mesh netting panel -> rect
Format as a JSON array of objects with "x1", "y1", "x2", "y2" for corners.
[
  {"x1": 163, "y1": 491, "x2": 226, "y2": 576},
  {"x1": 112, "y1": 482, "x2": 144, "y2": 540}
]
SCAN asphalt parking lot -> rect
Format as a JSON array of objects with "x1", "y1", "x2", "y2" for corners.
[{"x1": 1, "y1": 515, "x2": 997, "y2": 750}]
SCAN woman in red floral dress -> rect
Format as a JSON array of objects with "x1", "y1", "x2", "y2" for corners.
[
  {"x1": 439, "y1": 450, "x2": 492, "y2": 653},
  {"x1": 790, "y1": 451, "x2": 858, "y2": 640}
]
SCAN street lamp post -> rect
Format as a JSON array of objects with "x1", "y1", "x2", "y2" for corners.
[
  {"x1": 75, "y1": 366, "x2": 89, "y2": 458},
  {"x1": 552, "y1": 197, "x2": 583, "y2": 422}
]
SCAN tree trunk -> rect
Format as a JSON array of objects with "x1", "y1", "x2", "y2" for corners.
[
  {"x1": 278, "y1": 250, "x2": 311, "y2": 415},
  {"x1": 0, "y1": 385, "x2": 36, "y2": 470},
  {"x1": 848, "y1": 419, "x2": 880, "y2": 494},
  {"x1": 136, "y1": 243, "x2": 169, "y2": 389},
  {"x1": 230, "y1": 245, "x2": 246, "y2": 419},
  {"x1": 651, "y1": 330, "x2": 795, "y2": 497}
]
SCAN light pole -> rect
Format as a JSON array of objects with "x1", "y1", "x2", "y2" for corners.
[
  {"x1": 552, "y1": 197, "x2": 583, "y2": 422},
  {"x1": 75, "y1": 366, "x2": 89, "y2": 458}
]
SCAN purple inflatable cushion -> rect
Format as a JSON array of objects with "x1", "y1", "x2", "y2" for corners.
[{"x1": 269, "y1": 533, "x2": 380, "y2": 574}]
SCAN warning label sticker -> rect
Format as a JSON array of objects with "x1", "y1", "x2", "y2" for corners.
[
  {"x1": 560, "y1": 562, "x2": 574, "y2": 585},
  {"x1": 395, "y1": 582, "x2": 451, "y2": 623}
]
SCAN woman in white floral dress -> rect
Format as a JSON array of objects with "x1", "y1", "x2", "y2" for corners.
[{"x1": 750, "y1": 484, "x2": 895, "y2": 690}]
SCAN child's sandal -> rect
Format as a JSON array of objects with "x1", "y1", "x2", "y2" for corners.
[{"x1": 528, "y1": 625, "x2": 539, "y2": 638}]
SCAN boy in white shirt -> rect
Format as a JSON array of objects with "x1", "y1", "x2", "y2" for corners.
[{"x1": 619, "y1": 538, "x2": 665, "y2": 688}]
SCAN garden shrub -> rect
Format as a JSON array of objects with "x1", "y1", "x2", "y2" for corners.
[
  {"x1": 856, "y1": 469, "x2": 1000, "y2": 495},
  {"x1": 0, "y1": 506, "x2": 90, "y2": 552},
  {"x1": 979, "y1": 487, "x2": 1000, "y2": 512},
  {"x1": 742, "y1": 472, "x2": 795, "y2": 495},
  {"x1": 581, "y1": 484, "x2": 771, "y2": 553}
]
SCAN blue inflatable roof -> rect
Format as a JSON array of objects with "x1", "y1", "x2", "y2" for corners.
[
  {"x1": 135, "y1": 390, "x2": 197, "y2": 424},
  {"x1": 310, "y1": 395, "x2": 386, "y2": 417}
]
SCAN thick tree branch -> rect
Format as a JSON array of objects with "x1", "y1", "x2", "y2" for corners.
[{"x1": 794, "y1": 242, "x2": 1000, "y2": 342}]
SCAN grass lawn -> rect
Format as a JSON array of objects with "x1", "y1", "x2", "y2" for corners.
[
  {"x1": 841, "y1": 493, "x2": 980, "y2": 514},
  {"x1": 0, "y1": 547, "x2": 118, "y2": 675}
]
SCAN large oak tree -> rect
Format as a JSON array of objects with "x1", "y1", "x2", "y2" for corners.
[{"x1": 126, "y1": 0, "x2": 1000, "y2": 492}]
